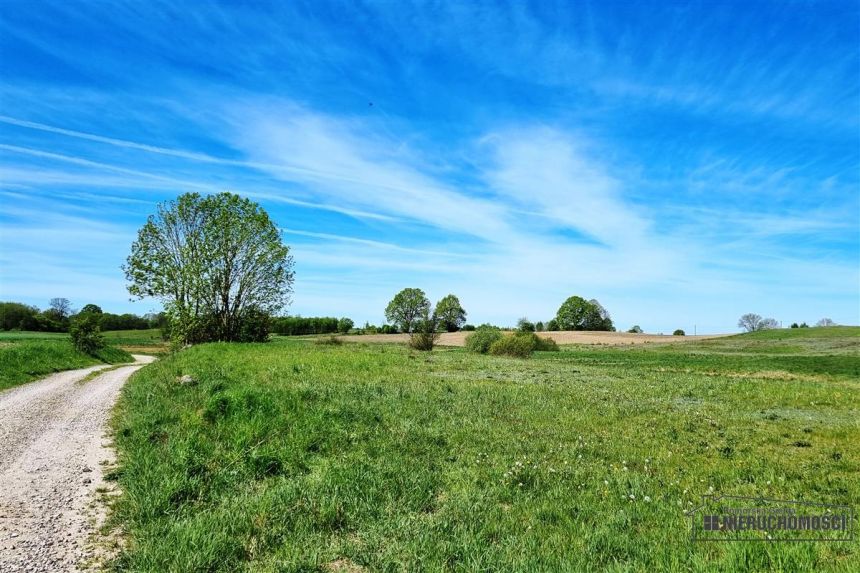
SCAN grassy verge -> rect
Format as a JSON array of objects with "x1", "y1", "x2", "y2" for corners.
[
  {"x1": 0, "y1": 340, "x2": 134, "y2": 391},
  {"x1": 110, "y1": 330, "x2": 859, "y2": 571}
]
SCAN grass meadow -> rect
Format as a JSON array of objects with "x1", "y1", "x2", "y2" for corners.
[
  {"x1": 0, "y1": 338, "x2": 133, "y2": 391},
  {"x1": 108, "y1": 327, "x2": 859, "y2": 572}
]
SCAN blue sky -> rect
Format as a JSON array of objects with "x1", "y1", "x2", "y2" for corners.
[{"x1": 1, "y1": 0, "x2": 858, "y2": 332}]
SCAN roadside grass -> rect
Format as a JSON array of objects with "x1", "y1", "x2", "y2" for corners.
[
  {"x1": 110, "y1": 329, "x2": 859, "y2": 571},
  {"x1": 0, "y1": 340, "x2": 134, "y2": 391}
]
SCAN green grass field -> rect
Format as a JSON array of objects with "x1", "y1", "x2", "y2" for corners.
[
  {"x1": 109, "y1": 328, "x2": 859, "y2": 572},
  {"x1": 0, "y1": 339, "x2": 134, "y2": 391},
  {"x1": 0, "y1": 328, "x2": 167, "y2": 355}
]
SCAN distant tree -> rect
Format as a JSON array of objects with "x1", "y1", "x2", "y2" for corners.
[
  {"x1": 628, "y1": 325, "x2": 643, "y2": 334},
  {"x1": 555, "y1": 296, "x2": 614, "y2": 331},
  {"x1": 517, "y1": 317, "x2": 535, "y2": 332},
  {"x1": 673, "y1": 329, "x2": 685, "y2": 336},
  {"x1": 738, "y1": 313, "x2": 764, "y2": 332},
  {"x1": 546, "y1": 318, "x2": 560, "y2": 331},
  {"x1": 587, "y1": 299, "x2": 615, "y2": 331},
  {"x1": 435, "y1": 294, "x2": 467, "y2": 332},
  {"x1": 337, "y1": 317, "x2": 354, "y2": 334},
  {"x1": 125, "y1": 192, "x2": 294, "y2": 344},
  {"x1": 49, "y1": 298, "x2": 73, "y2": 320},
  {"x1": 385, "y1": 288, "x2": 430, "y2": 333},
  {"x1": 80, "y1": 304, "x2": 103, "y2": 314},
  {"x1": 759, "y1": 318, "x2": 779, "y2": 330},
  {"x1": 790, "y1": 323, "x2": 799, "y2": 329},
  {"x1": 816, "y1": 318, "x2": 836, "y2": 327},
  {"x1": 800, "y1": 322, "x2": 809, "y2": 328},
  {"x1": 535, "y1": 321, "x2": 545, "y2": 332}
]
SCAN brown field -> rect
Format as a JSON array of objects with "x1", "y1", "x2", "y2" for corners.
[{"x1": 343, "y1": 330, "x2": 732, "y2": 346}]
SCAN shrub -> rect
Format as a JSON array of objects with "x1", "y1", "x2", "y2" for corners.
[
  {"x1": 628, "y1": 325, "x2": 643, "y2": 334},
  {"x1": 408, "y1": 313, "x2": 440, "y2": 351},
  {"x1": 314, "y1": 335, "x2": 343, "y2": 346},
  {"x1": 69, "y1": 313, "x2": 105, "y2": 355},
  {"x1": 673, "y1": 329, "x2": 685, "y2": 336},
  {"x1": 464, "y1": 324, "x2": 503, "y2": 354},
  {"x1": 488, "y1": 334, "x2": 534, "y2": 358},
  {"x1": 236, "y1": 307, "x2": 271, "y2": 342},
  {"x1": 531, "y1": 333, "x2": 559, "y2": 351}
]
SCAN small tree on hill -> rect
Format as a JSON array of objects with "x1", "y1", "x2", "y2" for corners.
[
  {"x1": 385, "y1": 288, "x2": 430, "y2": 333},
  {"x1": 738, "y1": 313, "x2": 763, "y2": 332},
  {"x1": 555, "y1": 296, "x2": 614, "y2": 331},
  {"x1": 816, "y1": 318, "x2": 836, "y2": 327},
  {"x1": 80, "y1": 304, "x2": 103, "y2": 314}
]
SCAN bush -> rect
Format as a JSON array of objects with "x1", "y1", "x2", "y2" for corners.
[
  {"x1": 488, "y1": 334, "x2": 534, "y2": 358},
  {"x1": 69, "y1": 313, "x2": 105, "y2": 355},
  {"x1": 408, "y1": 314, "x2": 440, "y2": 351},
  {"x1": 628, "y1": 325, "x2": 643, "y2": 333},
  {"x1": 464, "y1": 324, "x2": 503, "y2": 354},
  {"x1": 314, "y1": 335, "x2": 342, "y2": 346},
  {"x1": 461, "y1": 324, "x2": 476, "y2": 331},
  {"x1": 236, "y1": 308, "x2": 271, "y2": 342},
  {"x1": 531, "y1": 333, "x2": 559, "y2": 351},
  {"x1": 673, "y1": 329, "x2": 685, "y2": 336}
]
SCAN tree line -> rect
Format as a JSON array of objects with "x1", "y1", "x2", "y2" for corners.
[{"x1": 0, "y1": 299, "x2": 164, "y2": 333}]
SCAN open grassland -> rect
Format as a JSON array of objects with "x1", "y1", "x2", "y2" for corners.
[
  {"x1": 349, "y1": 330, "x2": 731, "y2": 346},
  {"x1": 110, "y1": 327, "x2": 859, "y2": 571},
  {"x1": 0, "y1": 328, "x2": 168, "y2": 355},
  {"x1": 0, "y1": 340, "x2": 134, "y2": 391}
]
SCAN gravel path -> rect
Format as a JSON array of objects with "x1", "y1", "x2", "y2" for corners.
[{"x1": 0, "y1": 355, "x2": 155, "y2": 572}]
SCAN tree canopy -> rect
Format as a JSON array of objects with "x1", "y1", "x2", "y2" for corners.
[
  {"x1": 124, "y1": 192, "x2": 294, "y2": 343},
  {"x1": 555, "y1": 296, "x2": 614, "y2": 331},
  {"x1": 435, "y1": 294, "x2": 467, "y2": 332},
  {"x1": 384, "y1": 288, "x2": 430, "y2": 333}
]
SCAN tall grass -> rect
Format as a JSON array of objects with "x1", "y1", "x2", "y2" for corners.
[{"x1": 108, "y1": 331, "x2": 859, "y2": 571}]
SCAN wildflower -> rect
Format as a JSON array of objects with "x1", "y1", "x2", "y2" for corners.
[
  {"x1": 644, "y1": 496, "x2": 651, "y2": 502},
  {"x1": 629, "y1": 494, "x2": 635, "y2": 500}
]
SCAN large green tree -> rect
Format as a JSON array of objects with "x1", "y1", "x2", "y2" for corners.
[
  {"x1": 384, "y1": 288, "x2": 430, "y2": 333},
  {"x1": 435, "y1": 294, "x2": 467, "y2": 332},
  {"x1": 124, "y1": 192, "x2": 294, "y2": 343},
  {"x1": 555, "y1": 296, "x2": 614, "y2": 331}
]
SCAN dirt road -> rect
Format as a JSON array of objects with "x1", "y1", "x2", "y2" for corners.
[{"x1": 0, "y1": 356, "x2": 155, "y2": 572}]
